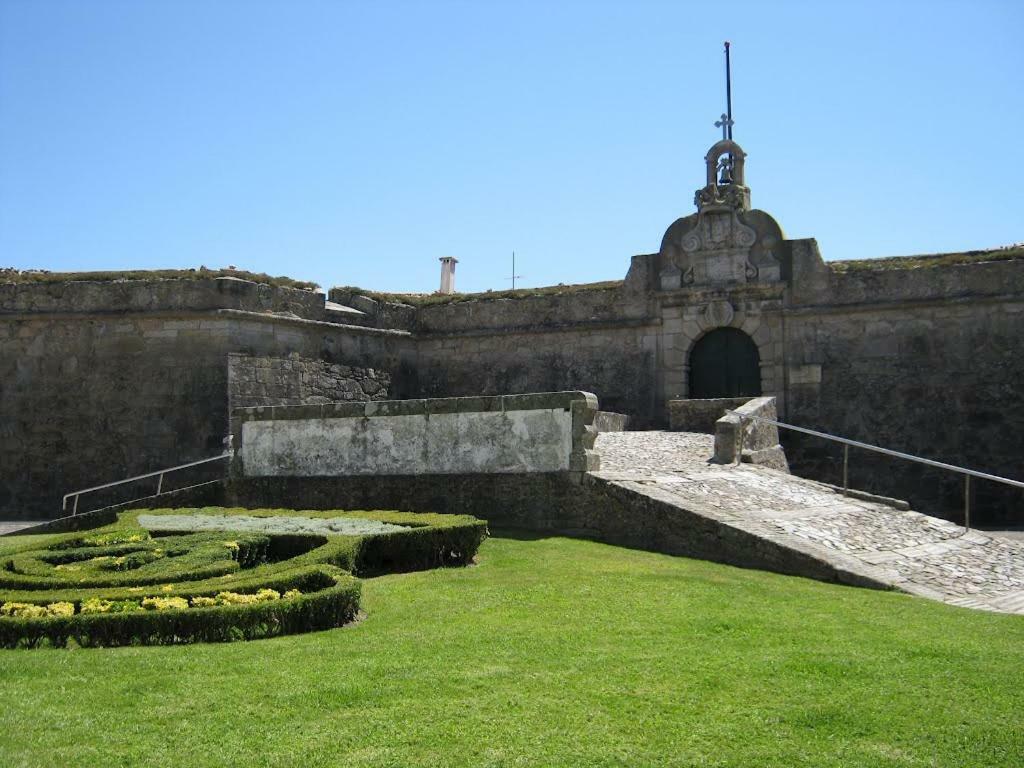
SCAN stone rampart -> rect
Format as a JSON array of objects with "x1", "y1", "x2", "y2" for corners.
[
  {"x1": 231, "y1": 391, "x2": 600, "y2": 478},
  {"x1": 0, "y1": 276, "x2": 325, "y2": 320},
  {"x1": 6, "y1": 245, "x2": 1024, "y2": 525},
  {"x1": 0, "y1": 281, "x2": 415, "y2": 519}
]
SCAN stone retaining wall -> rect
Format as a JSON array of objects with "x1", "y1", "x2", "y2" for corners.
[
  {"x1": 231, "y1": 391, "x2": 601, "y2": 478},
  {"x1": 225, "y1": 470, "x2": 882, "y2": 588}
]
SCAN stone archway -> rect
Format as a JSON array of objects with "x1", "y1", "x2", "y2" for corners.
[{"x1": 688, "y1": 327, "x2": 762, "y2": 399}]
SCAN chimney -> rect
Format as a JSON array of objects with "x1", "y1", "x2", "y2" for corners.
[{"x1": 438, "y1": 257, "x2": 458, "y2": 294}]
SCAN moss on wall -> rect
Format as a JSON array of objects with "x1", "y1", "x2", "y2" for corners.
[
  {"x1": 1, "y1": 268, "x2": 318, "y2": 291},
  {"x1": 829, "y1": 245, "x2": 1024, "y2": 273}
]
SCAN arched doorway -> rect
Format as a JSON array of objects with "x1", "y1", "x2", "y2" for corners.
[{"x1": 688, "y1": 327, "x2": 761, "y2": 398}]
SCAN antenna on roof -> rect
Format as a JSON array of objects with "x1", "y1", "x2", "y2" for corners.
[{"x1": 506, "y1": 251, "x2": 524, "y2": 290}]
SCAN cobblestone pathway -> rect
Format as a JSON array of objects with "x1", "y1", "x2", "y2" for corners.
[{"x1": 592, "y1": 431, "x2": 1024, "y2": 614}]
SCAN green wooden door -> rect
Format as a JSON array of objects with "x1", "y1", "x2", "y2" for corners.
[{"x1": 688, "y1": 328, "x2": 762, "y2": 399}]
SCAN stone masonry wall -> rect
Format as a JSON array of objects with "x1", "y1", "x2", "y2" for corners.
[
  {"x1": 227, "y1": 353, "x2": 391, "y2": 409},
  {"x1": 415, "y1": 324, "x2": 659, "y2": 427},
  {"x1": 784, "y1": 295, "x2": 1024, "y2": 525},
  {"x1": 1, "y1": 281, "x2": 414, "y2": 520}
]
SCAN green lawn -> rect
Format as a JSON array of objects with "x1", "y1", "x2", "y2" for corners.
[{"x1": 1, "y1": 532, "x2": 1022, "y2": 767}]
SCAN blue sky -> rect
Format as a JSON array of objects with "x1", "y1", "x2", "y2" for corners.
[{"x1": 1, "y1": 1, "x2": 1021, "y2": 294}]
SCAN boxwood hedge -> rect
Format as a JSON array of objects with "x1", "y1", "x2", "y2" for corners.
[{"x1": 0, "y1": 507, "x2": 487, "y2": 648}]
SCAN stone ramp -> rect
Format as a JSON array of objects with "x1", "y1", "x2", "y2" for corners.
[
  {"x1": 592, "y1": 431, "x2": 1024, "y2": 614},
  {"x1": 0, "y1": 521, "x2": 48, "y2": 536}
]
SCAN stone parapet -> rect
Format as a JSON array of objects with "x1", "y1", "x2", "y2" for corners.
[
  {"x1": 714, "y1": 396, "x2": 789, "y2": 471},
  {"x1": 668, "y1": 397, "x2": 752, "y2": 433},
  {"x1": 230, "y1": 390, "x2": 602, "y2": 478},
  {"x1": 0, "y1": 277, "x2": 325, "y2": 320}
]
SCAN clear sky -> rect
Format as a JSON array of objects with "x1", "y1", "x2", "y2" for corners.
[{"x1": 1, "y1": 1, "x2": 1021, "y2": 294}]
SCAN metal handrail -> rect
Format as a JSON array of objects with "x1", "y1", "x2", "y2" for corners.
[
  {"x1": 61, "y1": 453, "x2": 230, "y2": 516},
  {"x1": 727, "y1": 411, "x2": 1024, "y2": 529}
]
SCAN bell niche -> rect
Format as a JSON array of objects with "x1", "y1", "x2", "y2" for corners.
[{"x1": 657, "y1": 139, "x2": 783, "y2": 290}]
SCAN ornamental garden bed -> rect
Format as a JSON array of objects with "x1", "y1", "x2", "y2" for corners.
[{"x1": 0, "y1": 507, "x2": 487, "y2": 649}]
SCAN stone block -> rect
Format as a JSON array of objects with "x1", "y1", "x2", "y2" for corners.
[{"x1": 788, "y1": 364, "x2": 822, "y2": 386}]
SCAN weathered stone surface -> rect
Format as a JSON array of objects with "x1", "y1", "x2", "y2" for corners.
[
  {"x1": 0, "y1": 276, "x2": 324, "y2": 319},
  {"x1": 227, "y1": 352, "x2": 390, "y2": 408},
  {"x1": 668, "y1": 397, "x2": 750, "y2": 433},
  {"x1": 232, "y1": 391, "x2": 600, "y2": 478},
  {"x1": 713, "y1": 396, "x2": 787, "y2": 469},
  {"x1": 594, "y1": 411, "x2": 629, "y2": 432},
  {"x1": 590, "y1": 430, "x2": 1024, "y2": 613},
  {"x1": 0, "y1": 304, "x2": 414, "y2": 519}
]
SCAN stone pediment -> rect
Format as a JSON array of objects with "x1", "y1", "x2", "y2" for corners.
[
  {"x1": 658, "y1": 208, "x2": 783, "y2": 290},
  {"x1": 657, "y1": 139, "x2": 783, "y2": 291}
]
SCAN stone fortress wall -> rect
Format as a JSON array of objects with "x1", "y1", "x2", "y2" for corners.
[
  {"x1": 0, "y1": 277, "x2": 415, "y2": 518},
  {"x1": 353, "y1": 250, "x2": 1023, "y2": 524},
  {"x1": 3, "y1": 138, "x2": 1023, "y2": 523}
]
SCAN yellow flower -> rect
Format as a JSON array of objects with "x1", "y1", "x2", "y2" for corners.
[
  {"x1": 81, "y1": 598, "x2": 111, "y2": 614},
  {"x1": 46, "y1": 602, "x2": 75, "y2": 618},
  {"x1": 0, "y1": 602, "x2": 48, "y2": 618},
  {"x1": 141, "y1": 596, "x2": 188, "y2": 611}
]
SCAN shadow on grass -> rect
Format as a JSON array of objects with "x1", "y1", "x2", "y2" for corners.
[{"x1": 486, "y1": 527, "x2": 555, "y2": 542}]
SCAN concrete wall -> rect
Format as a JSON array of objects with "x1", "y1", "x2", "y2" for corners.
[{"x1": 232, "y1": 391, "x2": 601, "y2": 478}]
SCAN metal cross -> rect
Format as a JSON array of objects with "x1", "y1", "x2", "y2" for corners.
[{"x1": 714, "y1": 113, "x2": 733, "y2": 141}]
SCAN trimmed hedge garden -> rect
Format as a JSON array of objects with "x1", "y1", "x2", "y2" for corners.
[{"x1": 0, "y1": 507, "x2": 487, "y2": 648}]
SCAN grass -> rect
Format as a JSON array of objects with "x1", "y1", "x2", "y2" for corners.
[
  {"x1": 1, "y1": 267, "x2": 318, "y2": 290},
  {"x1": 1, "y1": 532, "x2": 1022, "y2": 767},
  {"x1": 829, "y1": 244, "x2": 1024, "y2": 273},
  {"x1": 330, "y1": 279, "x2": 623, "y2": 307}
]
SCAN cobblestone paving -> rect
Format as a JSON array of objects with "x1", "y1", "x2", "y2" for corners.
[{"x1": 593, "y1": 431, "x2": 1024, "y2": 614}]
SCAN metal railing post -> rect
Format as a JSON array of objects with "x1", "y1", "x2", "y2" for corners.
[
  {"x1": 964, "y1": 475, "x2": 971, "y2": 530},
  {"x1": 59, "y1": 452, "x2": 230, "y2": 517},
  {"x1": 842, "y1": 444, "x2": 849, "y2": 496}
]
